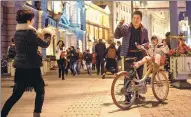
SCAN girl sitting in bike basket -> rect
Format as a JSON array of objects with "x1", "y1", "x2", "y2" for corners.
[{"x1": 134, "y1": 36, "x2": 169, "y2": 68}]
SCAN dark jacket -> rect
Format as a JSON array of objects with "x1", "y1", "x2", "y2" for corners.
[
  {"x1": 13, "y1": 24, "x2": 51, "y2": 69},
  {"x1": 84, "y1": 53, "x2": 92, "y2": 64},
  {"x1": 114, "y1": 23, "x2": 149, "y2": 57},
  {"x1": 95, "y1": 42, "x2": 106, "y2": 60},
  {"x1": 70, "y1": 50, "x2": 78, "y2": 63},
  {"x1": 59, "y1": 58, "x2": 67, "y2": 69}
]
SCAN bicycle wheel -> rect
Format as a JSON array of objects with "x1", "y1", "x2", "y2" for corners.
[
  {"x1": 152, "y1": 71, "x2": 169, "y2": 101},
  {"x1": 111, "y1": 71, "x2": 136, "y2": 110}
]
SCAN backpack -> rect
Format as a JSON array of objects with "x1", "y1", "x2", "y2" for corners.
[
  {"x1": 8, "y1": 45, "x2": 16, "y2": 58},
  {"x1": 60, "y1": 51, "x2": 66, "y2": 59},
  {"x1": 78, "y1": 52, "x2": 83, "y2": 60},
  {"x1": 107, "y1": 48, "x2": 116, "y2": 59}
]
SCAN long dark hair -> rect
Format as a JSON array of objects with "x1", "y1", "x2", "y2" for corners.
[{"x1": 57, "y1": 40, "x2": 65, "y2": 48}]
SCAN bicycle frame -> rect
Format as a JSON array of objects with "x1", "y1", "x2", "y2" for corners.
[{"x1": 120, "y1": 45, "x2": 161, "y2": 84}]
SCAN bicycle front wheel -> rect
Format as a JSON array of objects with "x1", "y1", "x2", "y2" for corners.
[
  {"x1": 152, "y1": 71, "x2": 169, "y2": 102},
  {"x1": 111, "y1": 71, "x2": 136, "y2": 110}
]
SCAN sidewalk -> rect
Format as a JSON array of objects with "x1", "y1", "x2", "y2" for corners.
[{"x1": 1, "y1": 70, "x2": 191, "y2": 117}]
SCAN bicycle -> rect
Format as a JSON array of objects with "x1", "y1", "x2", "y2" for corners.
[{"x1": 111, "y1": 45, "x2": 169, "y2": 110}]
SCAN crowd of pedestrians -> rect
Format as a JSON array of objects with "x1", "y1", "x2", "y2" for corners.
[{"x1": 55, "y1": 38, "x2": 123, "y2": 79}]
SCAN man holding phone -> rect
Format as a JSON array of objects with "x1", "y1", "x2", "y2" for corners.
[{"x1": 114, "y1": 10, "x2": 149, "y2": 102}]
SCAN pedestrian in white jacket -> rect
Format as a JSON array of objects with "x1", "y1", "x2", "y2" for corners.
[{"x1": 55, "y1": 40, "x2": 66, "y2": 78}]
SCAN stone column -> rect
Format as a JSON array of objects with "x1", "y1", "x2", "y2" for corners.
[
  {"x1": 169, "y1": 1, "x2": 178, "y2": 49},
  {"x1": 186, "y1": 1, "x2": 191, "y2": 24}
]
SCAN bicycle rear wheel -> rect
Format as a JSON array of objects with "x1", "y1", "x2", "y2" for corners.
[
  {"x1": 111, "y1": 71, "x2": 136, "y2": 110},
  {"x1": 152, "y1": 71, "x2": 169, "y2": 101}
]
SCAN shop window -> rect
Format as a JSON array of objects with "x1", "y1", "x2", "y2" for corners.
[{"x1": 47, "y1": 1, "x2": 52, "y2": 11}]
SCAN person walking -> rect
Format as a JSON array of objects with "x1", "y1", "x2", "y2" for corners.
[
  {"x1": 70, "y1": 46, "x2": 78, "y2": 76},
  {"x1": 77, "y1": 48, "x2": 83, "y2": 74},
  {"x1": 1, "y1": 9, "x2": 52, "y2": 117},
  {"x1": 92, "y1": 52, "x2": 96, "y2": 70},
  {"x1": 84, "y1": 50, "x2": 92, "y2": 75},
  {"x1": 95, "y1": 39, "x2": 106, "y2": 75},
  {"x1": 58, "y1": 51, "x2": 67, "y2": 80},
  {"x1": 114, "y1": 10, "x2": 149, "y2": 102},
  {"x1": 55, "y1": 40, "x2": 65, "y2": 78}
]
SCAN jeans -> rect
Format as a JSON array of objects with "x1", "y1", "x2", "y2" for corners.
[
  {"x1": 77, "y1": 61, "x2": 82, "y2": 74},
  {"x1": 86, "y1": 63, "x2": 92, "y2": 74},
  {"x1": 124, "y1": 51, "x2": 144, "y2": 101},
  {"x1": 1, "y1": 75, "x2": 45, "y2": 116},
  {"x1": 59, "y1": 67, "x2": 65, "y2": 79},
  {"x1": 92, "y1": 64, "x2": 96, "y2": 70},
  {"x1": 96, "y1": 58, "x2": 105, "y2": 75},
  {"x1": 71, "y1": 61, "x2": 77, "y2": 75}
]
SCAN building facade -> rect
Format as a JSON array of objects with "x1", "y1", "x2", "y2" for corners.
[
  {"x1": 93, "y1": 1, "x2": 131, "y2": 45},
  {"x1": 1, "y1": 0, "x2": 86, "y2": 58},
  {"x1": 85, "y1": 1, "x2": 110, "y2": 51}
]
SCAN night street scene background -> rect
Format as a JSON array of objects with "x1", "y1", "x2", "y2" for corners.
[{"x1": 1, "y1": 1, "x2": 191, "y2": 117}]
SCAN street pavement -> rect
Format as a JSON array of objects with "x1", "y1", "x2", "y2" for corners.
[{"x1": 1, "y1": 70, "x2": 191, "y2": 117}]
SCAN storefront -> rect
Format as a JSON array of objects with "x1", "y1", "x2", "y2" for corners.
[{"x1": 85, "y1": 2, "x2": 110, "y2": 51}]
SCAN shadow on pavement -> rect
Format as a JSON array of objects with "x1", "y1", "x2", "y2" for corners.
[{"x1": 102, "y1": 99, "x2": 168, "y2": 114}]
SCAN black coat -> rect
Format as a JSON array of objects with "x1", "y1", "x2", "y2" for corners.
[
  {"x1": 70, "y1": 50, "x2": 78, "y2": 63},
  {"x1": 95, "y1": 42, "x2": 106, "y2": 60},
  {"x1": 84, "y1": 53, "x2": 92, "y2": 64},
  {"x1": 13, "y1": 24, "x2": 51, "y2": 69}
]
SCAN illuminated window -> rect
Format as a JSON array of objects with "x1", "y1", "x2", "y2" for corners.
[{"x1": 47, "y1": 1, "x2": 52, "y2": 11}]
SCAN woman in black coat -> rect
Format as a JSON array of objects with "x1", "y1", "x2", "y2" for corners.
[{"x1": 1, "y1": 9, "x2": 52, "y2": 117}]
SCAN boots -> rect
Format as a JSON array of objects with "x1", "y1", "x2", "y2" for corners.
[{"x1": 33, "y1": 112, "x2": 40, "y2": 117}]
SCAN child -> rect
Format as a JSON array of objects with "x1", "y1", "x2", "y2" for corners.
[
  {"x1": 59, "y1": 51, "x2": 67, "y2": 80},
  {"x1": 92, "y1": 52, "x2": 96, "y2": 70},
  {"x1": 84, "y1": 50, "x2": 92, "y2": 75},
  {"x1": 134, "y1": 36, "x2": 169, "y2": 68}
]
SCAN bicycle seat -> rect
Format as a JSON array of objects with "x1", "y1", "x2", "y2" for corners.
[{"x1": 125, "y1": 57, "x2": 137, "y2": 63}]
